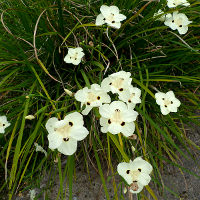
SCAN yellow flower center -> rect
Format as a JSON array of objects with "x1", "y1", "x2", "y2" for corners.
[
  {"x1": 174, "y1": 17, "x2": 184, "y2": 26},
  {"x1": 70, "y1": 52, "x2": 78, "y2": 60},
  {"x1": 0, "y1": 122, "x2": 5, "y2": 128},
  {"x1": 111, "y1": 78, "x2": 124, "y2": 89},
  {"x1": 87, "y1": 92, "x2": 98, "y2": 103},
  {"x1": 110, "y1": 109, "x2": 123, "y2": 124},
  {"x1": 163, "y1": 98, "x2": 173, "y2": 107},
  {"x1": 106, "y1": 13, "x2": 115, "y2": 23},
  {"x1": 54, "y1": 122, "x2": 73, "y2": 138},
  {"x1": 130, "y1": 170, "x2": 140, "y2": 181}
]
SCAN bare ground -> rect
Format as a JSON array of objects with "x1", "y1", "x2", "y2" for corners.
[{"x1": 10, "y1": 121, "x2": 200, "y2": 200}]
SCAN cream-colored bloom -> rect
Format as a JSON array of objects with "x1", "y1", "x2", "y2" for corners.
[
  {"x1": 155, "y1": 91, "x2": 181, "y2": 115},
  {"x1": 101, "y1": 71, "x2": 132, "y2": 95},
  {"x1": 75, "y1": 84, "x2": 111, "y2": 115},
  {"x1": 64, "y1": 47, "x2": 84, "y2": 65},
  {"x1": 46, "y1": 112, "x2": 89, "y2": 155},
  {"x1": 0, "y1": 116, "x2": 10, "y2": 134},
  {"x1": 167, "y1": 0, "x2": 190, "y2": 8},
  {"x1": 118, "y1": 86, "x2": 141, "y2": 109},
  {"x1": 154, "y1": 9, "x2": 171, "y2": 22},
  {"x1": 99, "y1": 101, "x2": 138, "y2": 136},
  {"x1": 95, "y1": 5, "x2": 126, "y2": 29},
  {"x1": 25, "y1": 115, "x2": 35, "y2": 120},
  {"x1": 164, "y1": 11, "x2": 192, "y2": 35},
  {"x1": 117, "y1": 157, "x2": 153, "y2": 193},
  {"x1": 29, "y1": 189, "x2": 36, "y2": 200}
]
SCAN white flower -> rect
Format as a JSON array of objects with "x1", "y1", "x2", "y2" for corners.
[
  {"x1": 118, "y1": 86, "x2": 141, "y2": 109},
  {"x1": 99, "y1": 101, "x2": 138, "y2": 137},
  {"x1": 167, "y1": 0, "x2": 190, "y2": 8},
  {"x1": 155, "y1": 91, "x2": 181, "y2": 115},
  {"x1": 75, "y1": 84, "x2": 111, "y2": 115},
  {"x1": 34, "y1": 143, "x2": 47, "y2": 157},
  {"x1": 46, "y1": 112, "x2": 89, "y2": 155},
  {"x1": 164, "y1": 11, "x2": 192, "y2": 35},
  {"x1": 117, "y1": 157, "x2": 153, "y2": 193},
  {"x1": 101, "y1": 71, "x2": 132, "y2": 95},
  {"x1": 0, "y1": 116, "x2": 10, "y2": 134},
  {"x1": 25, "y1": 115, "x2": 35, "y2": 120},
  {"x1": 95, "y1": 5, "x2": 126, "y2": 29},
  {"x1": 64, "y1": 47, "x2": 84, "y2": 65},
  {"x1": 153, "y1": 9, "x2": 171, "y2": 22},
  {"x1": 29, "y1": 189, "x2": 36, "y2": 200}
]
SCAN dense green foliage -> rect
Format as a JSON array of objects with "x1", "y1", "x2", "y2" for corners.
[{"x1": 0, "y1": 0, "x2": 200, "y2": 199}]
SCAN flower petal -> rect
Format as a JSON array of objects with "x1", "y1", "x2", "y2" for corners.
[
  {"x1": 121, "y1": 122, "x2": 135, "y2": 137},
  {"x1": 117, "y1": 14, "x2": 126, "y2": 21},
  {"x1": 64, "y1": 112, "x2": 84, "y2": 127},
  {"x1": 82, "y1": 106, "x2": 93, "y2": 115},
  {"x1": 57, "y1": 138, "x2": 77, "y2": 155},
  {"x1": 167, "y1": 105, "x2": 178, "y2": 113},
  {"x1": 95, "y1": 14, "x2": 105, "y2": 26},
  {"x1": 46, "y1": 117, "x2": 58, "y2": 134},
  {"x1": 72, "y1": 58, "x2": 81, "y2": 65},
  {"x1": 100, "y1": 5, "x2": 110, "y2": 17},
  {"x1": 109, "y1": 6, "x2": 119, "y2": 15},
  {"x1": 108, "y1": 122, "x2": 122, "y2": 134},
  {"x1": 177, "y1": 26, "x2": 188, "y2": 35},
  {"x1": 0, "y1": 127, "x2": 5, "y2": 134},
  {"x1": 99, "y1": 104, "x2": 111, "y2": 118},
  {"x1": 160, "y1": 106, "x2": 170, "y2": 115},
  {"x1": 110, "y1": 101, "x2": 127, "y2": 111},
  {"x1": 155, "y1": 92, "x2": 166, "y2": 105},
  {"x1": 127, "y1": 103, "x2": 136, "y2": 110},
  {"x1": 101, "y1": 77, "x2": 112, "y2": 92},
  {"x1": 64, "y1": 55, "x2": 72, "y2": 63},
  {"x1": 70, "y1": 126, "x2": 89, "y2": 141},
  {"x1": 132, "y1": 157, "x2": 153, "y2": 174},
  {"x1": 121, "y1": 109, "x2": 138, "y2": 122},
  {"x1": 106, "y1": 21, "x2": 121, "y2": 29},
  {"x1": 138, "y1": 173, "x2": 151, "y2": 186},
  {"x1": 48, "y1": 132, "x2": 63, "y2": 149},
  {"x1": 117, "y1": 162, "x2": 133, "y2": 185},
  {"x1": 75, "y1": 87, "x2": 88, "y2": 102},
  {"x1": 100, "y1": 117, "x2": 109, "y2": 133},
  {"x1": 75, "y1": 47, "x2": 84, "y2": 53},
  {"x1": 166, "y1": 91, "x2": 175, "y2": 98}
]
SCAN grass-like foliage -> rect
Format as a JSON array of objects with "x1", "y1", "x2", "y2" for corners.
[{"x1": 0, "y1": 0, "x2": 200, "y2": 199}]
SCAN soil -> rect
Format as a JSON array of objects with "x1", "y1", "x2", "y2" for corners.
[{"x1": 9, "y1": 121, "x2": 200, "y2": 200}]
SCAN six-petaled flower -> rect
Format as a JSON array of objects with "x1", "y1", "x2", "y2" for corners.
[
  {"x1": 101, "y1": 71, "x2": 132, "y2": 95},
  {"x1": 154, "y1": 9, "x2": 171, "y2": 22},
  {"x1": 46, "y1": 112, "x2": 89, "y2": 155},
  {"x1": 167, "y1": 0, "x2": 190, "y2": 8},
  {"x1": 155, "y1": 91, "x2": 181, "y2": 115},
  {"x1": 64, "y1": 47, "x2": 85, "y2": 65},
  {"x1": 99, "y1": 101, "x2": 138, "y2": 137},
  {"x1": 75, "y1": 84, "x2": 111, "y2": 115},
  {"x1": 95, "y1": 5, "x2": 126, "y2": 29},
  {"x1": 118, "y1": 86, "x2": 141, "y2": 109},
  {"x1": 164, "y1": 11, "x2": 192, "y2": 35},
  {"x1": 117, "y1": 157, "x2": 153, "y2": 193}
]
